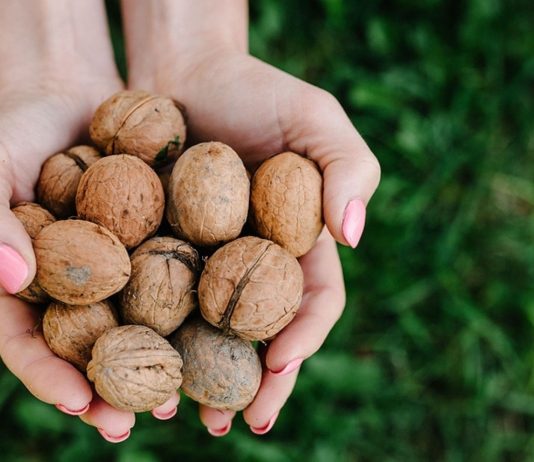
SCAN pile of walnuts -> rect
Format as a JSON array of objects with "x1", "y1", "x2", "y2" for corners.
[{"x1": 12, "y1": 90, "x2": 323, "y2": 414}]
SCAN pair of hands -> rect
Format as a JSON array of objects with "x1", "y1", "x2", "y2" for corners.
[{"x1": 0, "y1": 18, "x2": 380, "y2": 443}]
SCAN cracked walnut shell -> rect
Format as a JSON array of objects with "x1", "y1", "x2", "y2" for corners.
[
  {"x1": 34, "y1": 220, "x2": 131, "y2": 305},
  {"x1": 37, "y1": 145, "x2": 101, "y2": 218},
  {"x1": 171, "y1": 318, "x2": 261, "y2": 411},
  {"x1": 87, "y1": 325, "x2": 183, "y2": 412},
  {"x1": 251, "y1": 152, "x2": 323, "y2": 257},
  {"x1": 198, "y1": 236, "x2": 303, "y2": 341},
  {"x1": 89, "y1": 90, "x2": 186, "y2": 168},
  {"x1": 120, "y1": 237, "x2": 201, "y2": 336},
  {"x1": 76, "y1": 154, "x2": 165, "y2": 249}
]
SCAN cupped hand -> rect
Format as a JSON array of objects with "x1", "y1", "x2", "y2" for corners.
[{"x1": 131, "y1": 49, "x2": 381, "y2": 435}]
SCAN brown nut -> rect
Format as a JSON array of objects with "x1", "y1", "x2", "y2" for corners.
[
  {"x1": 34, "y1": 219, "x2": 131, "y2": 305},
  {"x1": 251, "y1": 152, "x2": 323, "y2": 257},
  {"x1": 120, "y1": 237, "x2": 201, "y2": 336},
  {"x1": 89, "y1": 90, "x2": 186, "y2": 168},
  {"x1": 76, "y1": 155, "x2": 165, "y2": 249},
  {"x1": 170, "y1": 318, "x2": 261, "y2": 411},
  {"x1": 43, "y1": 300, "x2": 119, "y2": 371},
  {"x1": 198, "y1": 236, "x2": 303, "y2": 341},
  {"x1": 87, "y1": 325, "x2": 183, "y2": 412},
  {"x1": 166, "y1": 142, "x2": 249, "y2": 247},
  {"x1": 36, "y1": 146, "x2": 101, "y2": 218},
  {"x1": 12, "y1": 202, "x2": 55, "y2": 303}
]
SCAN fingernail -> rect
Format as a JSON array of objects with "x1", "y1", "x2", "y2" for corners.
[
  {"x1": 207, "y1": 421, "x2": 232, "y2": 437},
  {"x1": 342, "y1": 199, "x2": 366, "y2": 248},
  {"x1": 0, "y1": 244, "x2": 29, "y2": 293},
  {"x1": 97, "y1": 428, "x2": 131, "y2": 443},
  {"x1": 56, "y1": 403, "x2": 90, "y2": 416},
  {"x1": 269, "y1": 358, "x2": 303, "y2": 376},
  {"x1": 152, "y1": 406, "x2": 177, "y2": 420},
  {"x1": 250, "y1": 411, "x2": 279, "y2": 435}
]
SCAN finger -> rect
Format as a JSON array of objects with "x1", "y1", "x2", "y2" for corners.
[
  {"x1": 198, "y1": 405, "x2": 236, "y2": 437},
  {"x1": 243, "y1": 366, "x2": 299, "y2": 435},
  {"x1": 0, "y1": 294, "x2": 92, "y2": 412},
  {"x1": 151, "y1": 391, "x2": 180, "y2": 421},
  {"x1": 282, "y1": 85, "x2": 381, "y2": 248},
  {"x1": 79, "y1": 394, "x2": 135, "y2": 444},
  {"x1": 265, "y1": 229, "x2": 345, "y2": 374}
]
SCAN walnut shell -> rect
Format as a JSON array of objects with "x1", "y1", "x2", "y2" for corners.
[
  {"x1": 34, "y1": 220, "x2": 131, "y2": 305},
  {"x1": 36, "y1": 146, "x2": 101, "y2": 218},
  {"x1": 170, "y1": 318, "x2": 261, "y2": 411},
  {"x1": 198, "y1": 236, "x2": 303, "y2": 341},
  {"x1": 89, "y1": 90, "x2": 186, "y2": 168},
  {"x1": 76, "y1": 155, "x2": 165, "y2": 249},
  {"x1": 120, "y1": 237, "x2": 201, "y2": 336},
  {"x1": 251, "y1": 152, "x2": 323, "y2": 257},
  {"x1": 87, "y1": 325, "x2": 183, "y2": 412},
  {"x1": 12, "y1": 202, "x2": 55, "y2": 303},
  {"x1": 42, "y1": 300, "x2": 119, "y2": 371},
  {"x1": 166, "y1": 142, "x2": 249, "y2": 246}
]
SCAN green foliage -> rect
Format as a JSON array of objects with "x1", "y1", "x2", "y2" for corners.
[{"x1": 1, "y1": 0, "x2": 532, "y2": 460}]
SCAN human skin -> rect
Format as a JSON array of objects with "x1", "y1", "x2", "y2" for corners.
[{"x1": 122, "y1": 0, "x2": 381, "y2": 437}]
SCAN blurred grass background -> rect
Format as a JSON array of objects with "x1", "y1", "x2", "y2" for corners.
[{"x1": 1, "y1": 0, "x2": 533, "y2": 460}]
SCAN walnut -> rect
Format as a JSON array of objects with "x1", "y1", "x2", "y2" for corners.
[
  {"x1": 89, "y1": 90, "x2": 186, "y2": 168},
  {"x1": 76, "y1": 154, "x2": 165, "y2": 249},
  {"x1": 42, "y1": 300, "x2": 118, "y2": 371},
  {"x1": 166, "y1": 142, "x2": 249, "y2": 247},
  {"x1": 87, "y1": 325, "x2": 183, "y2": 412},
  {"x1": 12, "y1": 202, "x2": 55, "y2": 304},
  {"x1": 34, "y1": 219, "x2": 131, "y2": 305},
  {"x1": 36, "y1": 146, "x2": 101, "y2": 218},
  {"x1": 251, "y1": 152, "x2": 323, "y2": 257},
  {"x1": 198, "y1": 236, "x2": 303, "y2": 341},
  {"x1": 170, "y1": 318, "x2": 261, "y2": 411},
  {"x1": 120, "y1": 237, "x2": 201, "y2": 336}
]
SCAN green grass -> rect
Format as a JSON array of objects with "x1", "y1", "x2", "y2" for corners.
[{"x1": 1, "y1": 0, "x2": 533, "y2": 460}]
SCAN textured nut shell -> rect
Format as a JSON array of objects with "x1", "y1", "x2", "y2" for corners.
[
  {"x1": 171, "y1": 318, "x2": 261, "y2": 411},
  {"x1": 12, "y1": 202, "x2": 55, "y2": 303},
  {"x1": 87, "y1": 325, "x2": 183, "y2": 412},
  {"x1": 120, "y1": 237, "x2": 200, "y2": 336},
  {"x1": 89, "y1": 90, "x2": 186, "y2": 167},
  {"x1": 34, "y1": 220, "x2": 131, "y2": 305},
  {"x1": 251, "y1": 152, "x2": 323, "y2": 257},
  {"x1": 43, "y1": 300, "x2": 118, "y2": 371},
  {"x1": 37, "y1": 146, "x2": 101, "y2": 218},
  {"x1": 76, "y1": 155, "x2": 165, "y2": 249},
  {"x1": 166, "y1": 142, "x2": 249, "y2": 246},
  {"x1": 199, "y1": 236, "x2": 303, "y2": 341}
]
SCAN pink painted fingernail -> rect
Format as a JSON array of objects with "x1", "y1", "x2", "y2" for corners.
[
  {"x1": 207, "y1": 421, "x2": 232, "y2": 437},
  {"x1": 342, "y1": 199, "x2": 366, "y2": 248},
  {"x1": 152, "y1": 406, "x2": 177, "y2": 421},
  {"x1": 97, "y1": 428, "x2": 131, "y2": 443},
  {"x1": 55, "y1": 403, "x2": 90, "y2": 416},
  {"x1": 250, "y1": 411, "x2": 279, "y2": 435},
  {"x1": 0, "y1": 244, "x2": 28, "y2": 294},
  {"x1": 269, "y1": 358, "x2": 303, "y2": 376}
]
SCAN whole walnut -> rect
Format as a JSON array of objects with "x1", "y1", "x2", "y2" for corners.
[
  {"x1": 12, "y1": 202, "x2": 55, "y2": 304},
  {"x1": 120, "y1": 237, "x2": 201, "y2": 336},
  {"x1": 251, "y1": 152, "x2": 323, "y2": 257},
  {"x1": 36, "y1": 146, "x2": 101, "y2": 218},
  {"x1": 34, "y1": 219, "x2": 131, "y2": 305},
  {"x1": 87, "y1": 325, "x2": 183, "y2": 412},
  {"x1": 171, "y1": 318, "x2": 261, "y2": 411},
  {"x1": 76, "y1": 155, "x2": 165, "y2": 249},
  {"x1": 43, "y1": 300, "x2": 119, "y2": 371},
  {"x1": 166, "y1": 142, "x2": 249, "y2": 247},
  {"x1": 198, "y1": 236, "x2": 303, "y2": 341},
  {"x1": 89, "y1": 90, "x2": 186, "y2": 168}
]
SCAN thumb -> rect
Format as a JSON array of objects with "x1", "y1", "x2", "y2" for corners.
[{"x1": 285, "y1": 88, "x2": 381, "y2": 248}]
